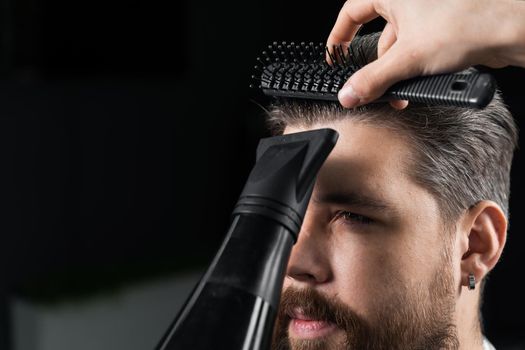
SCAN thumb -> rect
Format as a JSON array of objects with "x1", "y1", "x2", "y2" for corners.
[{"x1": 338, "y1": 42, "x2": 420, "y2": 108}]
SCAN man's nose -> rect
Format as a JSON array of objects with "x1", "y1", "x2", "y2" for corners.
[{"x1": 286, "y1": 210, "x2": 333, "y2": 285}]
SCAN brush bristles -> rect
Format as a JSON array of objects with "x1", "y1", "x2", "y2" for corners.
[{"x1": 252, "y1": 37, "x2": 369, "y2": 100}]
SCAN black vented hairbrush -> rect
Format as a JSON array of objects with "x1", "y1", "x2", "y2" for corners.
[{"x1": 252, "y1": 34, "x2": 496, "y2": 108}]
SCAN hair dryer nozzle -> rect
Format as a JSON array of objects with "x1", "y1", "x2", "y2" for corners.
[{"x1": 234, "y1": 128, "x2": 338, "y2": 239}]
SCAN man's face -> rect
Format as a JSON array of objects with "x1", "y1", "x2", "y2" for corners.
[{"x1": 273, "y1": 120, "x2": 460, "y2": 350}]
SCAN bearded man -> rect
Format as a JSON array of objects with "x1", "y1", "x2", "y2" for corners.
[{"x1": 269, "y1": 34, "x2": 517, "y2": 350}]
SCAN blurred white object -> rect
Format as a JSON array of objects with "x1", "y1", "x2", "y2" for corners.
[{"x1": 11, "y1": 271, "x2": 202, "y2": 350}]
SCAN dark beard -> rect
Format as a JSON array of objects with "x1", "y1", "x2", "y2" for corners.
[{"x1": 272, "y1": 260, "x2": 459, "y2": 350}]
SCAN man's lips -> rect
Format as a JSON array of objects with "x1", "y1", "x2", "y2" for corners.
[{"x1": 288, "y1": 308, "x2": 337, "y2": 339}]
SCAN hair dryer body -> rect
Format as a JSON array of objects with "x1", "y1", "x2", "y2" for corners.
[{"x1": 156, "y1": 128, "x2": 338, "y2": 350}]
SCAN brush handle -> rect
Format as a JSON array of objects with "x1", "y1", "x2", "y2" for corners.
[
  {"x1": 259, "y1": 62, "x2": 496, "y2": 108},
  {"x1": 379, "y1": 71, "x2": 496, "y2": 108}
]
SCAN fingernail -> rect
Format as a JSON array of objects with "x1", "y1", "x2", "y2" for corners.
[{"x1": 338, "y1": 84, "x2": 361, "y2": 108}]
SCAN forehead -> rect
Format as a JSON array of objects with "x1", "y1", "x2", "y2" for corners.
[
  {"x1": 284, "y1": 119, "x2": 413, "y2": 192},
  {"x1": 284, "y1": 119, "x2": 445, "y2": 225}
]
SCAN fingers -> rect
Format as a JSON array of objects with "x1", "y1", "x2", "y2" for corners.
[
  {"x1": 377, "y1": 22, "x2": 396, "y2": 58},
  {"x1": 338, "y1": 42, "x2": 420, "y2": 108},
  {"x1": 389, "y1": 100, "x2": 409, "y2": 110},
  {"x1": 328, "y1": 0, "x2": 414, "y2": 109},
  {"x1": 379, "y1": 23, "x2": 409, "y2": 109},
  {"x1": 327, "y1": 0, "x2": 385, "y2": 48}
]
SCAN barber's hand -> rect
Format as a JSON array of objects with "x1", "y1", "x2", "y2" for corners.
[{"x1": 328, "y1": 0, "x2": 525, "y2": 109}]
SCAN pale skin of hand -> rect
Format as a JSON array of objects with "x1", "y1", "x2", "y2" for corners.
[{"x1": 328, "y1": 0, "x2": 525, "y2": 109}]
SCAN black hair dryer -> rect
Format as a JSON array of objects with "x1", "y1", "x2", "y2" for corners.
[{"x1": 156, "y1": 128, "x2": 338, "y2": 350}]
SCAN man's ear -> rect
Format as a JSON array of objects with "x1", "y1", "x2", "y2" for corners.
[{"x1": 459, "y1": 200, "x2": 507, "y2": 290}]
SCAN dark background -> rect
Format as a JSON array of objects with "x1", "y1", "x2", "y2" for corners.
[{"x1": 0, "y1": 0, "x2": 523, "y2": 348}]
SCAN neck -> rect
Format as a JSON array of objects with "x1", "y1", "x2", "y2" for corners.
[{"x1": 456, "y1": 287, "x2": 485, "y2": 350}]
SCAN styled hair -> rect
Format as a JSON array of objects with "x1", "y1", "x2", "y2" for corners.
[{"x1": 266, "y1": 33, "x2": 518, "y2": 222}]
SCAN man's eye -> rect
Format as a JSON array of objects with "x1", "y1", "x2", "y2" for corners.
[{"x1": 336, "y1": 211, "x2": 373, "y2": 225}]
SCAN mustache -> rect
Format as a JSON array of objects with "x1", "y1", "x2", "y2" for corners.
[
  {"x1": 274, "y1": 278, "x2": 459, "y2": 350},
  {"x1": 276, "y1": 287, "x2": 371, "y2": 340}
]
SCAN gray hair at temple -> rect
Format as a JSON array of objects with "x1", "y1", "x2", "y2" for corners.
[{"x1": 265, "y1": 33, "x2": 519, "y2": 223}]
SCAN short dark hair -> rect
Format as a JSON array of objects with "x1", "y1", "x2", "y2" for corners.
[{"x1": 265, "y1": 33, "x2": 518, "y2": 223}]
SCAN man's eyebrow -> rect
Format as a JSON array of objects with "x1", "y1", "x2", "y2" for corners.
[{"x1": 313, "y1": 191, "x2": 396, "y2": 213}]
